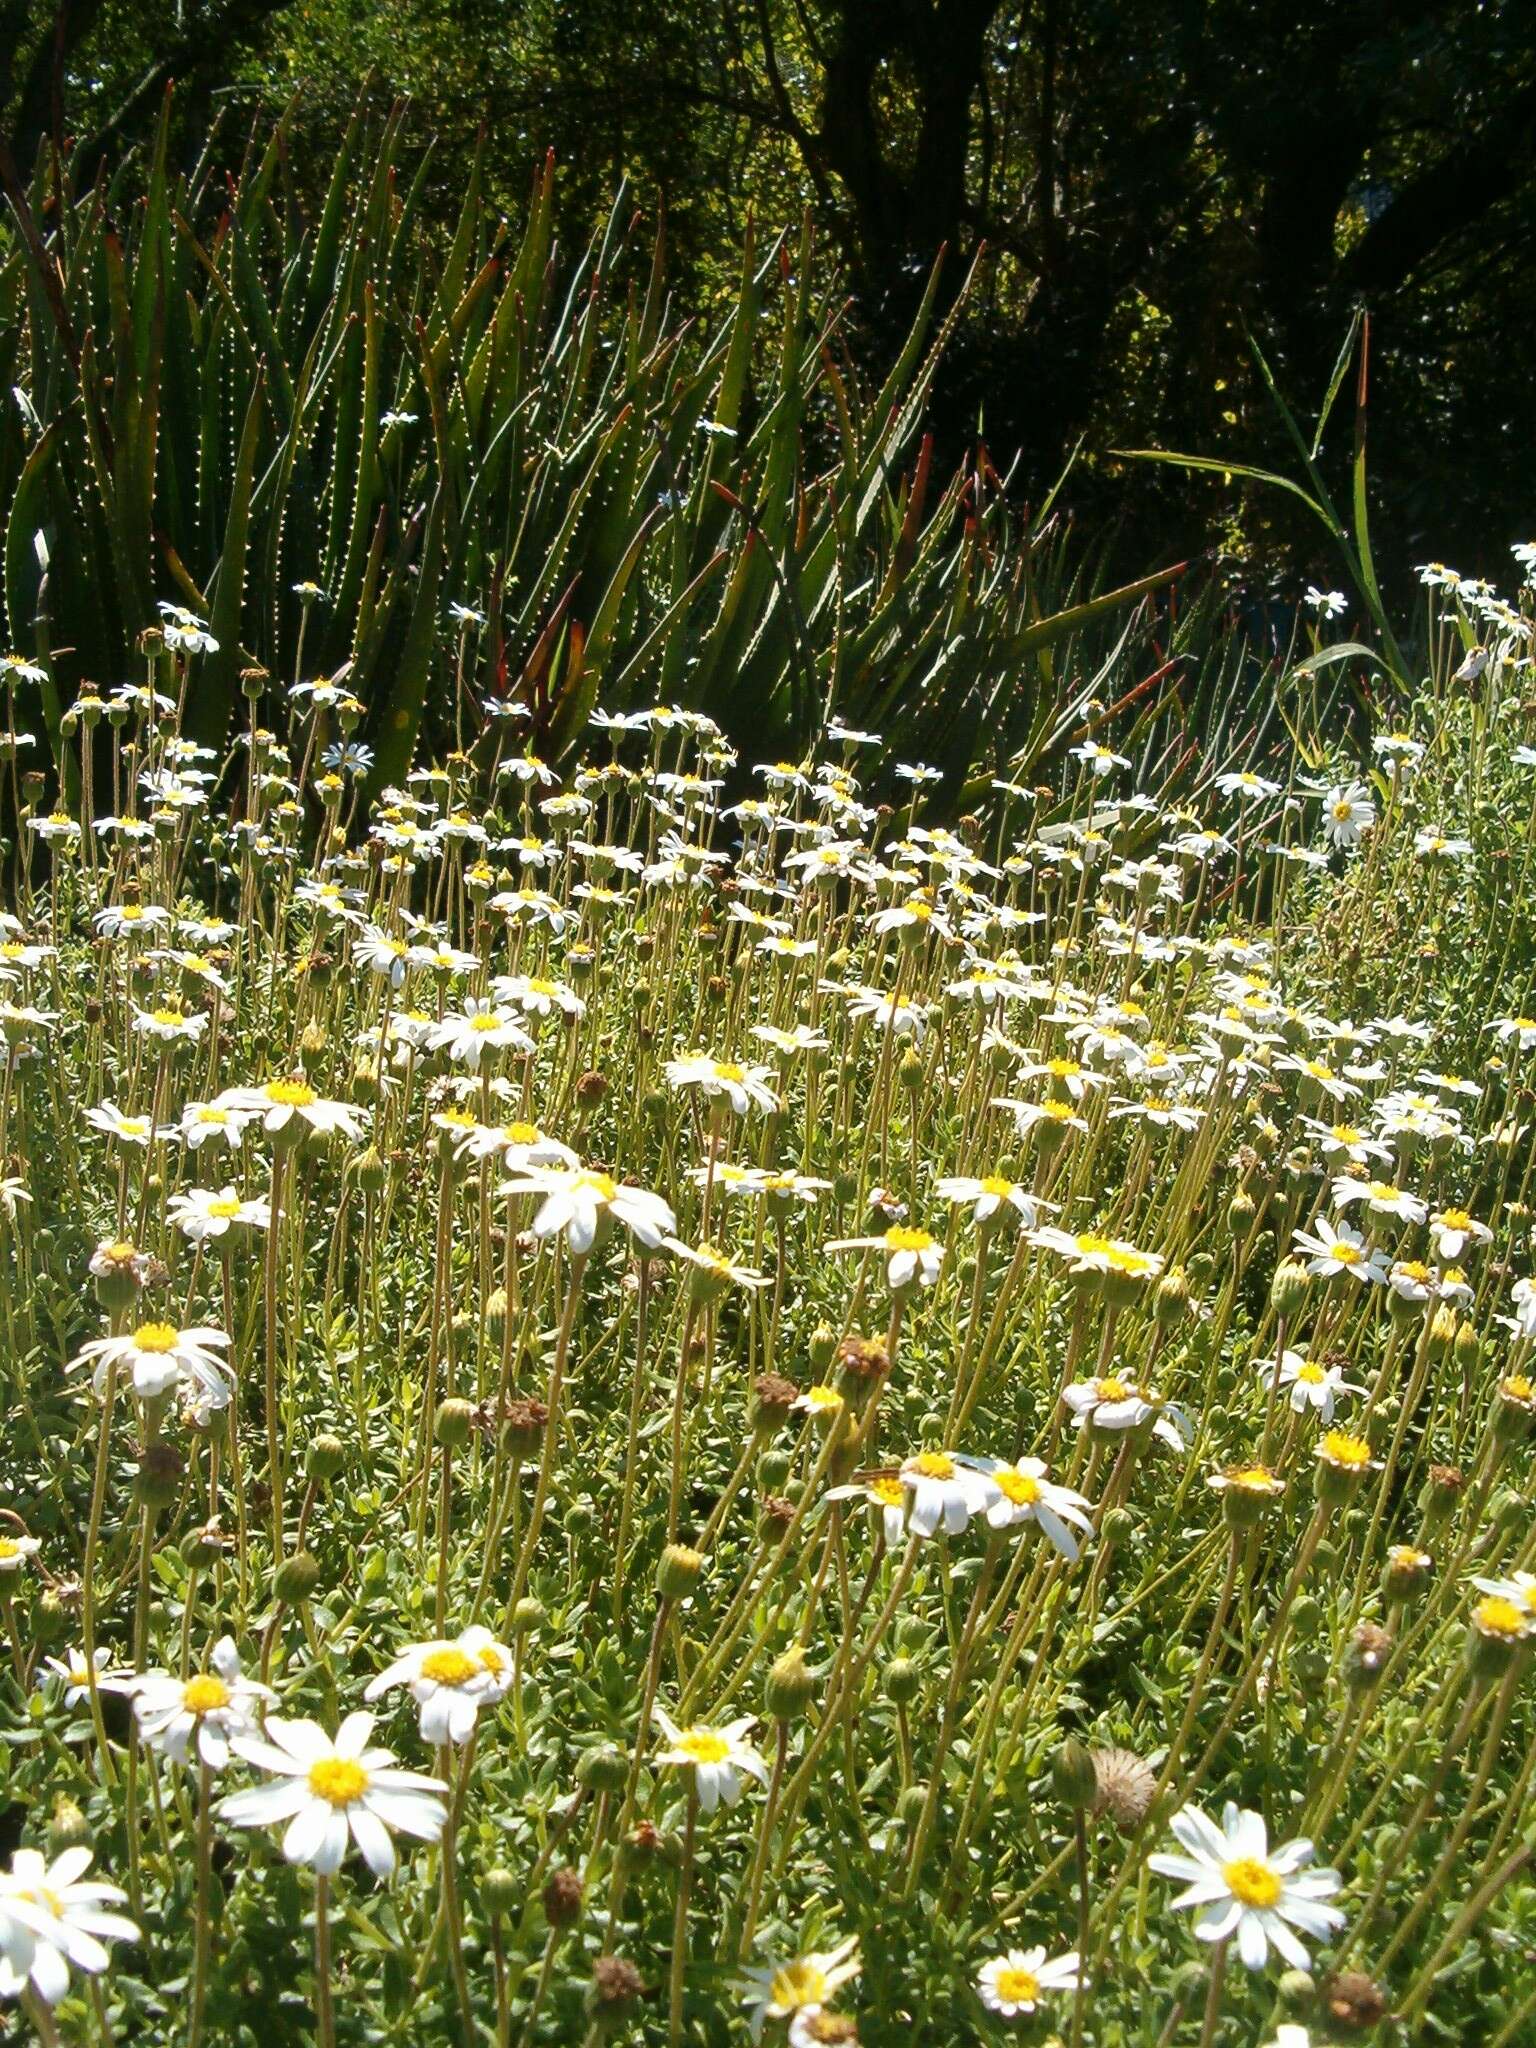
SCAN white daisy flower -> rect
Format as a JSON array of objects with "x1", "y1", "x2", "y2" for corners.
[
  {"x1": 1148, "y1": 1801, "x2": 1343, "y2": 1970},
  {"x1": 220, "y1": 1713, "x2": 448, "y2": 1879}
]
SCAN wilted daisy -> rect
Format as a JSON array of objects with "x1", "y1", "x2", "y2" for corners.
[
  {"x1": 133, "y1": 1638, "x2": 273, "y2": 1769},
  {"x1": 976, "y1": 1945, "x2": 1080, "y2": 2018},
  {"x1": 363, "y1": 1625, "x2": 515, "y2": 1744},
  {"x1": 221, "y1": 1713, "x2": 448, "y2": 1878},
  {"x1": 1148, "y1": 1802, "x2": 1343, "y2": 1969},
  {"x1": 651, "y1": 1707, "x2": 769, "y2": 1813},
  {"x1": 69, "y1": 1320, "x2": 234, "y2": 1407},
  {"x1": 0, "y1": 1847, "x2": 138, "y2": 2006}
]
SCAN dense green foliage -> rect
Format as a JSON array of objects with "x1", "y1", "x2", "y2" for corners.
[{"x1": 4, "y1": 0, "x2": 1534, "y2": 581}]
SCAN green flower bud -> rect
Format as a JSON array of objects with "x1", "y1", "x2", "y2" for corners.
[
  {"x1": 306, "y1": 1433, "x2": 346, "y2": 1480},
  {"x1": 883, "y1": 1656, "x2": 922, "y2": 1706},
  {"x1": 1051, "y1": 1736, "x2": 1098, "y2": 1810},
  {"x1": 656, "y1": 1544, "x2": 704, "y2": 1600},
  {"x1": 576, "y1": 1744, "x2": 629, "y2": 1796},
  {"x1": 434, "y1": 1398, "x2": 475, "y2": 1449},
  {"x1": 511, "y1": 1597, "x2": 545, "y2": 1637},
  {"x1": 48, "y1": 1795, "x2": 92, "y2": 1856},
  {"x1": 273, "y1": 1551, "x2": 323, "y2": 1603},
  {"x1": 482, "y1": 1866, "x2": 522, "y2": 1915},
  {"x1": 764, "y1": 1645, "x2": 816, "y2": 1721},
  {"x1": 1269, "y1": 1257, "x2": 1311, "y2": 1318}
]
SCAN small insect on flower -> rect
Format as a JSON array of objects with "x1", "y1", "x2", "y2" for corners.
[
  {"x1": 975, "y1": 1945, "x2": 1080, "y2": 2018},
  {"x1": 1148, "y1": 1802, "x2": 1344, "y2": 1970},
  {"x1": 0, "y1": 1847, "x2": 139, "y2": 2006},
  {"x1": 220, "y1": 1713, "x2": 448, "y2": 1878},
  {"x1": 651, "y1": 1707, "x2": 769, "y2": 1814},
  {"x1": 740, "y1": 1936, "x2": 861, "y2": 2041},
  {"x1": 133, "y1": 1638, "x2": 274, "y2": 1769}
]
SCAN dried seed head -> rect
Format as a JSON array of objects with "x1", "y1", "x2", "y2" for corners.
[
  {"x1": 1091, "y1": 1746, "x2": 1157, "y2": 1833},
  {"x1": 1325, "y1": 1971, "x2": 1390, "y2": 2033},
  {"x1": 543, "y1": 1866, "x2": 583, "y2": 1928}
]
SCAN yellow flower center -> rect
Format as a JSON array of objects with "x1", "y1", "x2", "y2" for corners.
[
  {"x1": 208, "y1": 1198, "x2": 243, "y2": 1219},
  {"x1": 1476, "y1": 1596, "x2": 1528, "y2": 1639},
  {"x1": 1502, "y1": 1377, "x2": 1534, "y2": 1403},
  {"x1": 980, "y1": 1175, "x2": 1015, "y2": 1197},
  {"x1": 0, "y1": 1538, "x2": 18, "y2": 1560},
  {"x1": 1095, "y1": 1376, "x2": 1130, "y2": 1402},
  {"x1": 477, "y1": 1646, "x2": 507, "y2": 1675},
  {"x1": 1228, "y1": 1466, "x2": 1278, "y2": 1491},
  {"x1": 1331, "y1": 1241, "x2": 1362, "y2": 1264},
  {"x1": 195, "y1": 1108, "x2": 229, "y2": 1125},
  {"x1": 870, "y1": 1477, "x2": 905, "y2": 1509},
  {"x1": 309, "y1": 1757, "x2": 369, "y2": 1806},
  {"x1": 1321, "y1": 1430, "x2": 1371, "y2": 1468},
  {"x1": 677, "y1": 1729, "x2": 731, "y2": 1766},
  {"x1": 769, "y1": 1961, "x2": 828, "y2": 2009},
  {"x1": 992, "y1": 1966, "x2": 1041, "y2": 2005},
  {"x1": 1223, "y1": 1857, "x2": 1282, "y2": 1907},
  {"x1": 1297, "y1": 1361, "x2": 1325, "y2": 1384},
  {"x1": 419, "y1": 1648, "x2": 479, "y2": 1687},
  {"x1": 265, "y1": 1079, "x2": 316, "y2": 1107},
  {"x1": 133, "y1": 1321, "x2": 179, "y2": 1354},
  {"x1": 574, "y1": 1170, "x2": 618, "y2": 1201},
  {"x1": 885, "y1": 1226, "x2": 935, "y2": 1253},
  {"x1": 1439, "y1": 1208, "x2": 1471, "y2": 1229},
  {"x1": 1332, "y1": 800, "x2": 1354, "y2": 822},
  {"x1": 907, "y1": 1451, "x2": 955, "y2": 1480},
  {"x1": 504, "y1": 1122, "x2": 541, "y2": 1144},
  {"x1": 712, "y1": 1061, "x2": 746, "y2": 1082},
  {"x1": 183, "y1": 1674, "x2": 231, "y2": 1715},
  {"x1": 996, "y1": 1468, "x2": 1041, "y2": 1506}
]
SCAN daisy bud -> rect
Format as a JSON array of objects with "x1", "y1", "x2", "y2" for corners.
[
  {"x1": 92, "y1": 1238, "x2": 144, "y2": 1312},
  {"x1": 656, "y1": 1543, "x2": 704, "y2": 1599},
  {"x1": 809, "y1": 1324, "x2": 837, "y2": 1373},
  {"x1": 883, "y1": 1656, "x2": 921, "y2": 1706},
  {"x1": 897, "y1": 1783, "x2": 929, "y2": 1830},
  {"x1": 1051, "y1": 1736, "x2": 1098, "y2": 1811},
  {"x1": 543, "y1": 1866, "x2": 583, "y2": 1928},
  {"x1": 48, "y1": 1795, "x2": 92, "y2": 1856},
  {"x1": 511, "y1": 1597, "x2": 545, "y2": 1637},
  {"x1": 1290, "y1": 1594, "x2": 1323, "y2": 1638},
  {"x1": 273, "y1": 1551, "x2": 323, "y2": 1603},
  {"x1": 1492, "y1": 1376, "x2": 1536, "y2": 1445},
  {"x1": 485, "y1": 1286, "x2": 509, "y2": 1333},
  {"x1": 1269, "y1": 1257, "x2": 1310, "y2": 1318},
  {"x1": 1275, "y1": 1967, "x2": 1316, "y2": 2012},
  {"x1": 832, "y1": 1170, "x2": 859, "y2": 1206},
  {"x1": 567, "y1": 946, "x2": 596, "y2": 982},
  {"x1": 306, "y1": 1433, "x2": 346, "y2": 1480},
  {"x1": 1227, "y1": 1187, "x2": 1257, "y2": 1234},
  {"x1": 899, "y1": 1047, "x2": 924, "y2": 1092},
  {"x1": 1423, "y1": 1305, "x2": 1457, "y2": 1358},
  {"x1": 757, "y1": 1449, "x2": 792, "y2": 1492},
  {"x1": 576, "y1": 1744, "x2": 628, "y2": 1796},
  {"x1": 350, "y1": 1062, "x2": 381, "y2": 1105},
  {"x1": 1102, "y1": 1505, "x2": 1136, "y2": 1546},
  {"x1": 1491, "y1": 1485, "x2": 1525, "y2": 1535},
  {"x1": 434, "y1": 1398, "x2": 475, "y2": 1449},
  {"x1": 765, "y1": 1645, "x2": 816, "y2": 1722},
  {"x1": 585, "y1": 1955, "x2": 644, "y2": 2032},
  {"x1": 1154, "y1": 1266, "x2": 1191, "y2": 1325},
  {"x1": 298, "y1": 1022, "x2": 328, "y2": 1074},
  {"x1": 1453, "y1": 1320, "x2": 1481, "y2": 1372},
  {"x1": 240, "y1": 665, "x2": 268, "y2": 699}
]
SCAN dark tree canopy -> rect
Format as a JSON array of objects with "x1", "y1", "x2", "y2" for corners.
[{"x1": 5, "y1": 0, "x2": 1534, "y2": 586}]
